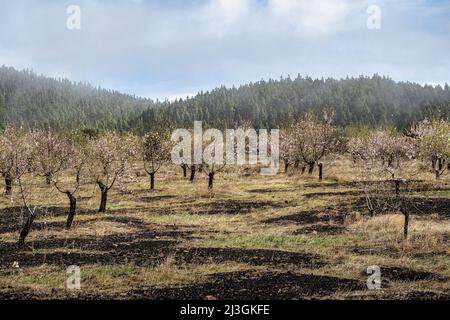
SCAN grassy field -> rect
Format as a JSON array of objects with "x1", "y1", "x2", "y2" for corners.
[{"x1": 0, "y1": 157, "x2": 449, "y2": 300}]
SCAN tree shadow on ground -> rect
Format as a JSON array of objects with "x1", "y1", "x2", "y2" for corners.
[
  {"x1": 128, "y1": 270, "x2": 366, "y2": 300},
  {"x1": 264, "y1": 209, "x2": 345, "y2": 225},
  {"x1": 174, "y1": 247, "x2": 326, "y2": 268}
]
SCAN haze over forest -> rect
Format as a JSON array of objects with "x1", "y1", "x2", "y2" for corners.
[{"x1": 1, "y1": 66, "x2": 449, "y2": 132}]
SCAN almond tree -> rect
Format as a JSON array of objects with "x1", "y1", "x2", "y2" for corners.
[
  {"x1": 142, "y1": 131, "x2": 171, "y2": 190},
  {"x1": 280, "y1": 127, "x2": 296, "y2": 174},
  {"x1": 411, "y1": 119, "x2": 450, "y2": 179},
  {"x1": 0, "y1": 127, "x2": 43, "y2": 246},
  {"x1": 290, "y1": 112, "x2": 340, "y2": 180},
  {"x1": 51, "y1": 134, "x2": 86, "y2": 229},
  {"x1": 351, "y1": 129, "x2": 418, "y2": 239},
  {"x1": 88, "y1": 132, "x2": 138, "y2": 212},
  {"x1": 10, "y1": 130, "x2": 37, "y2": 247},
  {"x1": 31, "y1": 130, "x2": 73, "y2": 184},
  {"x1": 202, "y1": 129, "x2": 227, "y2": 189},
  {"x1": 0, "y1": 126, "x2": 24, "y2": 195}
]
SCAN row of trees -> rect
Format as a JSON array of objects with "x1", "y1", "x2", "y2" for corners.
[
  {"x1": 0, "y1": 128, "x2": 172, "y2": 247},
  {"x1": 279, "y1": 114, "x2": 449, "y2": 240},
  {"x1": 346, "y1": 119, "x2": 450, "y2": 239},
  {"x1": 2, "y1": 114, "x2": 448, "y2": 246},
  {"x1": 280, "y1": 114, "x2": 450, "y2": 181}
]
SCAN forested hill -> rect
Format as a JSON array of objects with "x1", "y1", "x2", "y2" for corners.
[
  {"x1": 0, "y1": 66, "x2": 154, "y2": 131},
  {"x1": 1, "y1": 66, "x2": 449, "y2": 132},
  {"x1": 135, "y1": 75, "x2": 450, "y2": 131}
]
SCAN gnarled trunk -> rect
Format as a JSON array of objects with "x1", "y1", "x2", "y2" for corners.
[
  {"x1": 308, "y1": 163, "x2": 315, "y2": 174},
  {"x1": 181, "y1": 164, "x2": 187, "y2": 178},
  {"x1": 149, "y1": 172, "x2": 155, "y2": 190},
  {"x1": 18, "y1": 211, "x2": 36, "y2": 248},
  {"x1": 190, "y1": 166, "x2": 196, "y2": 182},
  {"x1": 4, "y1": 174, "x2": 13, "y2": 195},
  {"x1": 98, "y1": 182, "x2": 108, "y2": 213},
  {"x1": 45, "y1": 172, "x2": 52, "y2": 185},
  {"x1": 394, "y1": 180, "x2": 401, "y2": 195},
  {"x1": 438, "y1": 158, "x2": 444, "y2": 171},
  {"x1": 65, "y1": 192, "x2": 77, "y2": 230},
  {"x1": 284, "y1": 162, "x2": 289, "y2": 174},
  {"x1": 318, "y1": 163, "x2": 323, "y2": 181},
  {"x1": 208, "y1": 172, "x2": 215, "y2": 189},
  {"x1": 401, "y1": 208, "x2": 409, "y2": 240}
]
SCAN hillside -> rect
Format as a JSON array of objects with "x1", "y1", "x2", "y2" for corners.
[
  {"x1": 1, "y1": 66, "x2": 449, "y2": 132},
  {"x1": 136, "y1": 75, "x2": 450, "y2": 131},
  {"x1": 0, "y1": 66, "x2": 154, "y2": 131}
]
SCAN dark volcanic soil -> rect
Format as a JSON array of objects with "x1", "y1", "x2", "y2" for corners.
[
  {"x1": 0, "y1": 224, "x2": 326, "y2": 269},
  {"x1": 175, "y1": 247, "x2": 326, "y2": 268},
  {"x1": 372, "y1": 266, "x2": 448, "y2": 283},
  {"x1": 182, "y1": 200, "x2": 286, "y2": 215},
  {"x1": 265, "y1": 209, "x2": 345, "y2": 225},
  {"x1": 128, "y1": 271, "x2": 366, "y2": 300}
]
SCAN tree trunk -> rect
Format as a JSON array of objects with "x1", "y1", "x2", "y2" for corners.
[
  {"x1": 149, "y1": 172, "x2": 155, "y2": 190},
  {"x1": 401, "y1": 208, "x2": 409, "y2": 240},
  {"x1": 182, "y1": 165, "x2": 187, "y2": 178},
  {"x1": 436, "y1": 169, "x2": 440, "y2": 180},
  {"x1": 318, "y1": 163, "x2": 323, "y2": 181},
  {"x1": 45, "y1": 173, "x2": 52, "y2": 185},
  {"x1": 190, "y1": 166, "x2": 196, "y2": 182},
  {"x1": 98, "y1": 183, "x2": 108, "y2": 213},
  {"x1": 395, "y1": 180, "x2": 400, "y2": 195},
  {"x1": 4, "y1": 175, "x2": 12, "y2": 195},
  {"x1": 284, "y1": 162, "x2": 289, "y2": 174},
  {"x1": 301, "y1": 166, "x2": 306, "y2": 174},
  {"x1": 18, "y1": 211, "x2": 36, "y2": 247},
  {"x1": 438, "y1": 158, "x2": 444, "y2": 171},
  {"x1": 65, "y1": 192, "x2": 77, "y2": 230},
  {"x1": 308, "y1": 163, "x2": 315, "y2": 174},
  {"x1": 208, "y1": 172, "x2": 215, "y2": 189}
]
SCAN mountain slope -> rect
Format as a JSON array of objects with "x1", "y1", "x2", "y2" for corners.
[
  {"x1": 0, "y1": 66, "x2": 154, "y2": 130},
  {"x1": 135, "y1": 75, "x2": 450, "y2": 131},
  {"x1": 1, "y1": 66, "x2": 449, "y2": 132}
]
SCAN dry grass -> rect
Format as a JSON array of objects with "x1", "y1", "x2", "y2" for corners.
[{"x1": 0, "y1": 157, "x2": 449, "y2": 299}]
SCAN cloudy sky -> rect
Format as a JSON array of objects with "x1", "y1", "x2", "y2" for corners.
[{"x1": 1, "y1": 0, "x2": 449, "y2": 100}]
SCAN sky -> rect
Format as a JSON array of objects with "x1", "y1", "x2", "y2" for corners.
[{"x1": 0, "y1": 0, "x2": 449, "y2": 100}]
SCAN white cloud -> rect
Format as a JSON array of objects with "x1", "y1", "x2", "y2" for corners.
[
  {"x1": 0, "y1": 0, "x2": 448, "y2": 98},
  {"x1": 268, "y1": 0, "x2": 354, "y2": 34}
]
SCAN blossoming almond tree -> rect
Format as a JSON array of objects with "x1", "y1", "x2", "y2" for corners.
[
  {"x1": 290, "y1": 112, "x2": 340, "y2": 180},
  {"x1": 411, "y1": 119, "x2": 450, "y2": 179},
  {"x1": 141, "y1": 131, "x2": 172, "y2": 190},
  {"x1": 0, "y1": 126, "x2": 24, "y2": 195},
  {"x1": 350, "y1": 129, "x2": 418, "y2": 240},
  {"x1": 31, "y1": 130, "x2": 73, "y2": 185},
  {"x1": 51, "y1": 134, "x2": 87, "y2": 229},
  {"x1": 88, "y1": 132, "x2": 138, "y2": 212},
  {"x1": 0, "y1": 128, "x2": 48, "y2": 246},
  {"x1": 10, "y1": 130, "x2": 38, "y2": 247},
  {"x1": 280, "y1": 127, "x2": 296, "y2": 174}
]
